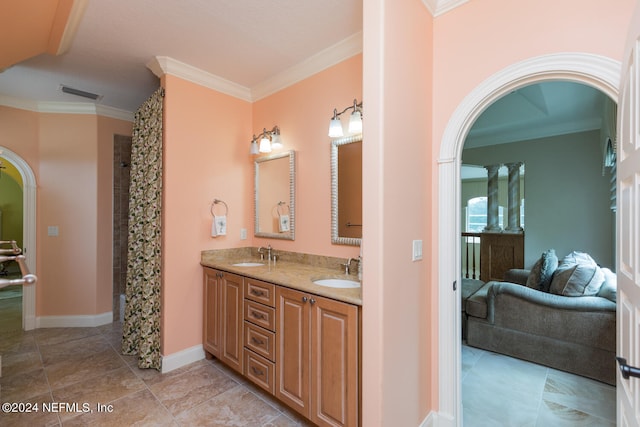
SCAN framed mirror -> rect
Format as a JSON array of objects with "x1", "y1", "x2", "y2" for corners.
[
  {"x1": 331, "y1": 135, "x2": 362, "y2": 246},
  {"x1": 254, "y1": 150, "x2": 295, "y2": 240}
]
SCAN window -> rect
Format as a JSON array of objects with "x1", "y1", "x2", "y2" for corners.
[{"x1": 465, "y1": 197, "x2": 504, "y2": 235}]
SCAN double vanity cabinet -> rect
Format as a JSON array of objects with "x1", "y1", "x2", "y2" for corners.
[{"x1": 202, "y1": 254, "x2": 361, "y2": 427}]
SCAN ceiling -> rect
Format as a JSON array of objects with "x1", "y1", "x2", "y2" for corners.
[
  {"x1": 0, "y1": 0, "x2": 364, "y2": 112},
  {"x1": 0, "y1": 0, "x2": 610, "y2": 150}
]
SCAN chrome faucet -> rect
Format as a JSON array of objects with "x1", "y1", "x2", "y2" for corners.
[
  {"x1": 257, "y1": 244, "x2": 273, "y2": 261},
  {"x1": 341, "y1": 257, "x2": 360, "y2": 275}
]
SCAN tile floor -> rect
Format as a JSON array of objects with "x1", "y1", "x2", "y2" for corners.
[
  {"x1": 0, "y1": 286, "x2": 617, "y2": 427},
  {"x1": 0, "y1": 292, "x2": 313, "y2": 426},
  {"x1": 462, "y1": 344, "x2": 617, "y2": 427}
]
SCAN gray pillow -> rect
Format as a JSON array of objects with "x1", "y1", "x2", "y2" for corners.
[
  {"x1": 549, "y1": 251, "x2": 604, "y2": 297},
  {"x1": 597, "y1": 267, "x2": 617, "y2": 302},
  {"x1": 525, "y1": 249, "x2": 558, "y2": 292}
]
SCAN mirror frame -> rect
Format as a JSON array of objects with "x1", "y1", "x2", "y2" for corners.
[
  {"x1": 331, "y1": 135, "x2": 362, "y2": 246},
  {"x1": 254, "y1": 150, "x2": 296, "y2": 240}
]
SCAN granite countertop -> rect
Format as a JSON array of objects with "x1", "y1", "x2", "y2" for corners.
[{"x1": 201, "y1": 248, "x2": 362, "y2": 306}]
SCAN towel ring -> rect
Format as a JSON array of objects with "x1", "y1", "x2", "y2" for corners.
[
  {"x1": 210, "y1": 199, "x2": 228, "y2": 217},
  {"x1": 277, "y1": 201, "x2": 290, "y2": 216}
]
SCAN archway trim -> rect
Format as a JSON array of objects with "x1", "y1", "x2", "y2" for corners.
[{"x1": 436, "y1": 52, "x2": 620, "y2": 426}]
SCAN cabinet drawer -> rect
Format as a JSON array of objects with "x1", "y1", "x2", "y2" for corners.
[
  {"x1": 244, "y1": 321, "x2": 275, "y2": 362},
  {"x1": 244, "y1": 300, "x2": 276, "y2": 331},
  {"x1": 245, "y1": 279, "x2": 275, "y2": 307},
  {"x1": 245, "y1": 350, "x2": 275, "y2": 395}
]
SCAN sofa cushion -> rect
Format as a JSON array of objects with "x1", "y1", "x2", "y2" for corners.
[
  {"x1": 525, "y1": 249, "x2": 558, "y2": 292},
  {"x1": 549, "y1": 251, "x2": 604, "y2": 297},
  {"x1": 597, "y1": 268, "x2": 617, "y2": 302},
  {"x1": 465, "y1": 281, "x2": 494, "y2": 319}
]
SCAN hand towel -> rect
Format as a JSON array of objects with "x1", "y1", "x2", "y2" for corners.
[
  {"x1": 212, "y1": 215, "x2": 227, "y2": 237},
  {"x1": 279, "y1": 214, "x2": 290, "y2": 232}
]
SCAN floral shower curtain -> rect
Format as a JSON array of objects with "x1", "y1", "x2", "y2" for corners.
[{"x1": 122, "y1": 88, "x2": 164, "y2": 370}]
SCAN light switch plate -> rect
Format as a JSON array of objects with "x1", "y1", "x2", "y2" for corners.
[
  {"x1": 240, "y1": 228, "x2": 247, "y2": 240},
  {"x1": 48, "y1": 226, "x2": 59, "y2": 237},
  {"x1": 412, "y1": 239, "x2": 423, "y2": 261}
]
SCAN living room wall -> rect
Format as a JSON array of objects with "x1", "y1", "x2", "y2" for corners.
[{"x1": 462, "y1": 129, "x2": 614, "y2": 269}]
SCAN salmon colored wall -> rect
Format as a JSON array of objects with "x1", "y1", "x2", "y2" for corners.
[
  {"x1": 251, "y1": 55, "x2": 362, "y2": 260},
  {"x1": 362, "y1": 0, "x2": 433, "y2": 425},
  {"x1": 161, "y1": 74, "x2": 253, "y2": 355},
  {"x1": 0, "y1": 106, "x2": 132, "y2": 318},
  {"x1": 429, "y1": 0, "x2": 635, "y2": 416}
]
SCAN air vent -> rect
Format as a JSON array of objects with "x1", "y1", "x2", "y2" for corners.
[{"x1": 60, "y1": 85, "x2": 102, "y2": 100}]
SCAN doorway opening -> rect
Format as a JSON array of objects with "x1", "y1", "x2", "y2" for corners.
[
  {"x1": 436, "y1": 53, "x2": 620, "y2": 426},
  {"x1": 112, "y1": 135, "x2": 132, "y2": 322},
  {"x1": 0, "y1": 146, "x2": 37, "y2": 331}
]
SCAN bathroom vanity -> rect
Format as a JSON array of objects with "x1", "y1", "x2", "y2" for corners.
[{"x1": 201, "y1": 248, "x2": 361, "y2": 427}]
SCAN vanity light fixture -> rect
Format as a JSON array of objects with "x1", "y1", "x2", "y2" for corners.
[
  {"x1": 250, "y1": 126, "x2": 282, "y2": 154},
  {"x1": 328, "y1": 99, "x2": 363, "y2": 138}
]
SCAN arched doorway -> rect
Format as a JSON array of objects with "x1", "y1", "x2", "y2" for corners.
[
  {"x1": 0, "y1": 147, "x2": 37, "y2": 331},
  {"x1": 436, "y1": 53, "x2": 620, "y2": 426}
]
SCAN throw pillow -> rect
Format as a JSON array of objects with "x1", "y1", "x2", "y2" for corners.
[
  {"x1": 549, "y1": 251, "x2": 605, "y2": 297},
  {"x1": 525, "y1": 249, "x2": 558, "y2": 292},
  {"x1": 597, "y1": 267, "x2": 617, "y2": 302}
]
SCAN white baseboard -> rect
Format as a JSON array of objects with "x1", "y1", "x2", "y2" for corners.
[
  {"x1": 420, "y1": 411, "x2": 436, "y2": 427},
  {"x1": 36, "y1": 311, "x2": 113, "y2": 328},
  {"x1": 161, "y1": 344, "x2": 205, "y2": 373}
]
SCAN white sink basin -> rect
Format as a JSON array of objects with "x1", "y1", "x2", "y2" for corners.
[
  {"x1": 232, "y1": 262, "x2": 265, "y2": 267},
  {"x1": 313, "y1": 279, "x2": 361, "y2": 288}
]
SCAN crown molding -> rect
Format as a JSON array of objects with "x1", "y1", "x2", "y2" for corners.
[
  {"x1": 0, "y1": 95, "x2": 133, "y2": 121},
  {"x1": 251, "y1": 31, "x2": 363, "y2": 101},
  {"x1": 147, "y1": 32, "x2": 362, "y2": 103},
  {"x1": 421, "y1": 0, "x2": 469, "y2": 17},
  {"x1": 148, "y1": 56, "x2": 253, "y2": 102}
]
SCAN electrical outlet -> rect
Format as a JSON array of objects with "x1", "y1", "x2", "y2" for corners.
[{"x1": 412, "y1": 239, "x2": 423, "y2": 261}]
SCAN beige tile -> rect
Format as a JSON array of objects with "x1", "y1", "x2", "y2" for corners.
[
  {"x1": 45, "y1": 347, "x2": 126, "y2": 389},
  {"x1": 0, "y1": 392, "x2": 60, "y2": 427},
  {"x1": 1, "y1": 350, "x2": 42, "y2": 377},
  {"x1": 0, "y1": 331, "x2": 37, "y2": 355},
  {"x1": 0, "y1": 368, "x2": 50, "y2": 402},
  {"x1": 175, "y1": 384, "x2": 282, "y2": 426},
  {"x1": 63, "y1": 389, "x2": 177, "y2": 427},
  {"x1": 39, "y1": 334, "x2": 111, "y2": 366},
  {"x1": 52, "y1": 366, "x2": 146, "y2": 421},
  {"x1": 34, "y1": 327, "x2": 101, "y2": 347},
  {"x1": 149, "y1": 362, "x2": 237, "y2": 416}
]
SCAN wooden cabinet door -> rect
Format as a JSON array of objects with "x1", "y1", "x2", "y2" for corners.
[
  {"x1": 311, "y1": 296, "x2": 359, "y2": 427},
  {"x1": 220, "y1": 272, "x2": 244, "y2": 374},
  {"x1": 276, "y1": 286, "x2": 311, "y2": 418},
  {"x1": 203, "y1": 268, "x2": 221, "y2": 358}
]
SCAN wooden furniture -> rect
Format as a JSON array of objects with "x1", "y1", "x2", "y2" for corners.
[
  {"x1": 244, "y1": 277, "x2": 277, "y2": 394},
  {"x1": 203, "y1": 266, "x2": 360, "y2": 427},
  {"x1": 479, "y1": 232, "x2": 524, "y2": 283},
  {"x1": 202, "y1": 268, "x2": 244, "y2": 374}
]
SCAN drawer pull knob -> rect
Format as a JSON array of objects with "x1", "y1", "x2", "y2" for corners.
[
  {"x1": 251, "y1": 337, "x2": 265, "y2": 345},
  {"x1": 251, "y1": 289, "x2": 266, "y2": 296},
  {"x1": 310, "y1": 298, "x2": 316, "y2": 305},
  {"x1": 302, "y1": 296, "x2": 308, "y2": 303},
  {"x1": 251, "y1": 366, "x2": 264, "y2": 376},
  {"x1": 251, "y1": 311, "x2": 265, "y2": 320}
]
